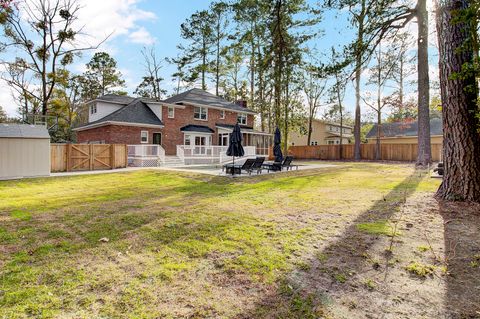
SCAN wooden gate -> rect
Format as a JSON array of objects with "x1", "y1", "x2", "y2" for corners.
[{"x1": 51, "y1": 144, "x2": 127, "y2": 172}]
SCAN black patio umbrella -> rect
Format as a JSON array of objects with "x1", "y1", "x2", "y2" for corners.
[
  {"x1": 226, "y1": 123, "x2": 245, "y2": 175},
  {"x1": 273, "y1": 127, "x2": 283, "y2": 163}
]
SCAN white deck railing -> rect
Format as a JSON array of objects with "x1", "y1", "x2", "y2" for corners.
[
  {"x1": 176, "y1": 145, "x2": 257, "y2": 164},
  {"x1": 128, "y1": 144, "x2": 165, "y2": 167}
]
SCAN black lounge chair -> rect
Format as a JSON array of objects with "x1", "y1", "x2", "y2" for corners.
[
  {"x1": 223, "y1": 158, "x2": 256, "y2": 175},
  {"x1": 263, "y1": 156, "x2": 297, "y2": 173},
  {"x1": 250, "y1": 157, "x2": 265, "y2": 174}
]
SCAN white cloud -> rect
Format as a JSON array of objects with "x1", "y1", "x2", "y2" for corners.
[
  {"x1": 128, "y1": 27, "x2": 156, "y2": 45},
  {"x1": 69, "y1": 0, "x2": 156, "y2": 49},
  {"x1": 0, "y1": 82, "x2": 19, "y2": 117}
]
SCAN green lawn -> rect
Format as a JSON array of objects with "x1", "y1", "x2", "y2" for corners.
[{"x1": 0, "y1": 163, "x2": 440, "y2": 318}]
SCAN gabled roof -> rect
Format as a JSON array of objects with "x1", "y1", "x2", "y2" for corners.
[
  {"x1": 94, "y1": 94, "x2": 136, "y2": 105},
  {"x1": 180, "y1": 125, "x2": 215, "y2": 133},
  {"x1": 74, "y1": 99, "x2": 163, "y2": 130},
  {"x1": 0, "y1": 124, "x2": 50, "y2": 139},
  {"x1": 366, "y1": 118, "x2": 443, "y2": 138},
  {"x1": 164, "y1": 88, "x2": 256, "y2": 114}
]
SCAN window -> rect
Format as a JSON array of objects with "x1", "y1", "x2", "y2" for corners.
[
  {"x1": 168, "y1": 106, "x2": 175, "y2": 118},
  {"x1": 314, "y1": 141, "x2": 318, "y2": 146},
  {"x1": 90, "y1": 104, "x2": 97, "y2": 114},
  {"x1": 184, "y1": 135, "x2": 191, "y2": 145},
  {"x1": 328, "y1": 141, "x2": 334, "y2": 145},
  {"x1": 220, "y1": 110, "x2": 225, "y2": 119},
  {"x1": 140, "y1": 131, "x2": 148, "y2": 143},
  {"x1": 237, "y1": 113, "x2": 247, "y2": 125},
  {"x1": 194, "y1": 106, "x2": 207, "y2": 120}
]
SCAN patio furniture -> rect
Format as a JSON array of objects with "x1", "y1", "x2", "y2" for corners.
[
  {"x1": 223, "y1": 158, "x2": 256, "y2": 175},
  {"x1": 250, "y1": 157, "x2": 265, "y2": 174},
  {"x1": 263, "y1": 156, "x2": 298, "y2": 173}
]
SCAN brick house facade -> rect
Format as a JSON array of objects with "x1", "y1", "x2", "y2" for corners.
[{"x1": 74, "y1": 89, "x2": 270, "y2": 156}]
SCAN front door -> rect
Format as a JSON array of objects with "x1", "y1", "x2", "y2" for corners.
[{"x1": 153, "y1": 133, "x2": 162, "y2": 145}]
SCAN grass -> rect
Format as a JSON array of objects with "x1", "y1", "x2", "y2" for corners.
[
  {"x1": 0, "y1": 162, "x2": 440, "y2": 318},
  {"x1": 356, "y1": 220, "x2": 397, "y2": 237}
]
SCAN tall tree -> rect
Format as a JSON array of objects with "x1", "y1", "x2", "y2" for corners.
[
  {"x1": 362, "y1": 42, "x2": 396, "y2": 160},
  {"x1": 0, "y1": 0, "x2": 103, "y2": 116},
  {"x1": 177, "y1": 10, "x2": 214, "y2": 90},
  {"x1": 416, "y1": 0, "x2": 431, "y2": 167},
  {"x1": 82, "y1": 52, "x2": 125, "y2": 99},
  {"x1": 327, "y1": 47, "x2": 349, "y2": 158},
  {"x1": 134, "y1": 46, "x2": 166, "y2": 100},
  {"x1": 209, "y1": 1, "x2": 230, "y2": 96},
  {"x1": 435, "y1": 0, "x2": 480, "y2": 202},
  {"x1": 302, "y1": 62, "x2": 327, "y2": 146}
]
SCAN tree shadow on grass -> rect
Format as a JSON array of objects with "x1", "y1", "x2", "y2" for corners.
[
  {"x1": 237, "y1": 171, "x2": 425, "y2": 318},
  {"x1": 440, "y1": 201, "x2": 480, "y2": 318}
]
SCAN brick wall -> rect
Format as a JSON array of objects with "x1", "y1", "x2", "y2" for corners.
[
  {"x1": 76, "y1": 125, "x2": 163, "y2": 145},
  {"x1": 161, "y1": 104, "x2": 254, "y2": 155},
  {"x1": 76, "y1": 104, "x2": 254, "y2": 156}
]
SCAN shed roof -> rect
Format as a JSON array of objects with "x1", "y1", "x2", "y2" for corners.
[{"x1": 0, "y1": 124, "x2": 50, "y2": 139}]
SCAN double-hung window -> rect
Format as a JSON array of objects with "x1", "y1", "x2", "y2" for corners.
[
  {"x1": 237, "y1": 113, "x2": 247, "y2": 125},
  {"x1": 168, "y1": 106, "x2": 175, "y2": 118},
  {"x1": 220, "y1": 110, "x2": 225, "y2": 119},
  {"x1": 91, "y1": 104, "x2": 97, "y2": 114},
  {"x1": 140, "y1": 131, "x2": 148, "y2": 143},
  {"x1": 194, "y1": 106, "x2": 207, "y2": 120}
]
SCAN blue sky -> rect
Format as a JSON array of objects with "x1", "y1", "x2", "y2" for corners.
[{"x1": 1, "y1": 0, "x2": 438, "y2": 119}]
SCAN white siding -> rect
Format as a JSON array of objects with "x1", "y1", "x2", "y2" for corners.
[
  {"x1": 89, "y1": 101, "x2": 124, "y2": 123},
  {"x1": 0, "y1": 138, "x2": 50, "y2": 180},
  {"x1": 146, "y1": 103, "x2": 163, "y2": 121}
]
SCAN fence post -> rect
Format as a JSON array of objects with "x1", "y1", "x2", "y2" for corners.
[
  {"x1": 66, "y1": 143, "x2": 71, "y2": 172},
  {"x1": 89, "y1": 144, "x2": 94, "y2": 170},
  {"x1": 110, "y1": 144, "x2": 115, "y2": 170}
]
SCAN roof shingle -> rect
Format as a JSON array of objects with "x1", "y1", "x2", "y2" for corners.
[{"x1": 366, "y1": 118, "x2": 443, "y2": 138}]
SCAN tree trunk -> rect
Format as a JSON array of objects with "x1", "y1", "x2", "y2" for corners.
[
  {"x1": 416, "y1": 0, "x2": 431, "y2": 167},
  {"x1": 376, "y1": 111, "x2": 381, "y2": 160},
  {"x1": 307, "y1": 116, "x2": 313, "y2": 146},
  {"x1": 435, "y1": 0, "x2": 480, "y2": 202},
  {"x1": 353, "y1": 0, "x2": 365, "y2": 161}
]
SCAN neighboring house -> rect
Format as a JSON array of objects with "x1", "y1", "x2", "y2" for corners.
[
  {"x1": 73, "y1": 89, "x2": 271, "y2": 156},
  {"x1": 366, "y1": 118, "x2": 443, "y2": 144},
  {"x1": 289, "y1": 119, "x2": 353, "y2": 146}
]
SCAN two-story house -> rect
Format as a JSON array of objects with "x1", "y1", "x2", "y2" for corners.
[
  {"x1": 289, "y1": 119, "x2": 353, "y2": 146},
  {"x1": 73, "y1": 89, "x2": 271, "y2": 156}
]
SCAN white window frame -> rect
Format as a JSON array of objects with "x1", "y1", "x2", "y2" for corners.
[
  {"x1": 168, "y1": 106, "x2": 175, "y2": 118},
  {"x1": 220, "y1": 110, "x2": 225, "y2": 119},
  {"x1": 194, "y1": 106, "x2": 208, "y2": 121},
  {"x1": 237, "y1": 113, "x2": 247, "y2": 125},
  {"x1": 91, "y1": 104, "x2": 97, "y2": 115},
  {"x1": 140, "y1": 130, "x2": 149, "y2": 144}
]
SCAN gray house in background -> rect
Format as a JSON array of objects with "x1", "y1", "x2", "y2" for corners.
[{"x1": 366, "y1": 118, "x2": 443, "y2": 144}]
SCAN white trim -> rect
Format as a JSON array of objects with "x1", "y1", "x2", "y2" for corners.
[
  {"x1": 220, "y1": 109, "x2": 225, "y2": 119},
  {"x1": 140, "y1": 130, "x2": 149, "y2": 144},
  {"x1": 193, "y1": 106, "x2": 208, "y2": 121},
  {"x1": 168, "y1": 106, "x2": 175, "y2": 118},
  {"x1": 175, "y1": 100, "x2": 256, "y2": 115},
  {"x1": 215, "y1": 125, "x2": 273, "y2": 136},
  {"x1": 152, "y1": 132, "x2": 162, "y2": 145},
  {"x1": 237, "y1": 113, "x2": 247, "y2": 125},
  {"x1": 72, "y1": 121, "x2": 164, "y2": 131}
]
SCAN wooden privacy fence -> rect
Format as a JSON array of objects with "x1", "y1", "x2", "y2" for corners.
[
  {"x1": 51, "y1": 144, "x2": 128, "y2": 172},
  {"x1": 289, "y1": 143, "x2": 443, "y2": 162}
]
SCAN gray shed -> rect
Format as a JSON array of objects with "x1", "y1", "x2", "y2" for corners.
[{"x1": 0, "y1": 124, "x2": 50, "y2": 180}]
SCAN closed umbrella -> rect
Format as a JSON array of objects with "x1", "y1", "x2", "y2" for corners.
[
  {"x1": 273, "y1": 127, "x2": 283, "y2": 163},
  {"x1": 226, "y1": 123, "x2": 245, "y2": 175}
]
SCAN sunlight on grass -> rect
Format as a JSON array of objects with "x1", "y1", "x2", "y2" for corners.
[{"x1": 0, "y1": 163, "x2": 440, "y2": 318}]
